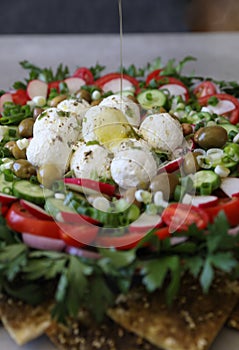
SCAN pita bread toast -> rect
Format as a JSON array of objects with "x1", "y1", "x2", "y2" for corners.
[
  {"x1": 228, "y1": 302, "x2": 239, "y2": 330},
  {"x1": 46, "y1": 310, "x2": 159, "y2": 350},
  {"x1": 107, "y1": 276, "x2": 239, "y2": 350},
  {"x1": 0, "y1": 294, "x2": 52, "y2": 345}
]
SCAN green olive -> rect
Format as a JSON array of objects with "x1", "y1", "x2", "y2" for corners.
[
  {"x1": 12, "y1": 144, "x2": 26, "y2": 159},
  {"x1": 149, "y1": 173, "x2": 179, "y2": 201},
  {"x1": 18, "y1": 118, "x2": 35, "y2": 138},
  {"x1": 49, "y1": 94, "x2": 68, "y2": 107},
  {"x1": 12, "y1": 159, "x2": 36, "y2": 179},
  {"x1": 182, "y1": 152, "x2": 201, "y2": 175},
  {"x1": 37, "y1": 164, "x2": 63, "y2": 188},
  {"x1": 33, "y1": 107, "x2": 44, "y2": 120},
  {"x1": 4, "y1": 141, "x2": 17, "y2": 155},
  {"x1": 75, "y1": 89, "x2": 91, "y2": 103},
  {"x1": 194, "y1": 126, "x2": 228, "y2": 149}
]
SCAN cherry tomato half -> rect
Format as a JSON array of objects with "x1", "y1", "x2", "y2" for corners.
[
  {"x1": 162, "y1": 203, "x2": 209, "y2": 232},
  {"x1": 95, "y1": 231, "x2": 146, "y2": 250},
  {"x1": 193, "y1": 81, "x2": 217, "y2": 98},
  {"x1": 73, "y1": 67, "x2": 94, "y2": 85},
  {"x1": 48, "y1": 81, "x2": 62, "y2": 93},
  {"x1": 12, "y1": 89, "x2": 29, "y2": 106},
  {"x1": 6, "y1": 202, "x2": 61, "y2": 238},
  {"x1": 204, "y1": 197, "x2": 239, "y2": 227},
  {"x1": 198, "y1": 93, "x2": 239, "y2": 124},
  {"x1": 59, "y1": 222, "x2": 99, "y2": 248}
]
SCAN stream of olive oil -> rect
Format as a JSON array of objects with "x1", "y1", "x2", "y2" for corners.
[{"x1": 118, "y1": 0, "x2": 123, "y2": 97}]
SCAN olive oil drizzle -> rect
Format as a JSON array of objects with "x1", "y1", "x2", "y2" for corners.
[{"x1": 118, "y1": 0, "x2": 123, "y2": 98}]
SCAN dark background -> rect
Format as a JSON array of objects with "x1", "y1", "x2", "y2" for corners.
[{"x1": 0, "y1": 0, "x2": 189, "y2": 34}]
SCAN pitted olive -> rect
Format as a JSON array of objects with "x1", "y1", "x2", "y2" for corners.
[
  {"x1": 75, "y1": 89, "x2": 91, "y2": 103},
  {"x1": 194, "y1": 125, "x2": 228, "y2": 149},
  {"x1": 149, "y1": 173, "x2": 179, "y2": 200},
  {"x1": 18, "y1": 118, "x2": 35, "y2": 138},
  {"x1": 12, "y1": 159, "x2": 36, "y2": 179},
  {"x1": 182, "y1": 151, "x2": 201, "y2": 175},
  {"x1": 37, "y1": 164, "x2": 63, "y2": 188},
  {"x1": 4, "y1": 141, "x2": 17, "y2": 155},
  {"x1": 33, "y1": 107, "x2": 44, "y2": 120},
  {"x1": 49, "y1": 94, "x2": 68, "y2": 107},
  {"x1": 12, "y1": 143, "x2": 26, "y2": 159}
]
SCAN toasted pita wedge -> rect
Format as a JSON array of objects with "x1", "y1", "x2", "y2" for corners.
[
  {"x1": 107, "y1": 276, "x2": 239, "y2": 350},
  {"x1": 0, "y1": 295, "x2": 52, "y2": 345},
  {"x1": 46, "y1": 309, "x2": 159, "y2": 350},
  {"x1": 227, "y1": 302, "x2": 239, "y2": 330}
]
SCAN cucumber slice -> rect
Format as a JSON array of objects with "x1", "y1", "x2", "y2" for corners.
[
  {"x1": 220, "y1": 123, "x2": 239, "y2": 134},
  {"x1": 13, "y1": 180, "x2": 54, "y2": 205},
  {"x1": 193, "y1": 170, "x2": 220, "y2": 193},
  {"x1": 45, "y1": 197, "x2": 75, "y2": 219},
  {"x1": 137, "y1": 89, "x2": 166, "y2": 109},
  {"x1": 0, "y1": 173, "x2": 13, "y2": 194}
]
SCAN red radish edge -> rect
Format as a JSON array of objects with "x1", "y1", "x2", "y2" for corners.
[
  {"x1": 158, "y1": 157, "x2": 183, "y2": 173},
  {"x1": 20, "y1": 199, "x2": 54, "y2": 221},
  {"x1": 22, "y1": 232, "x2": 65, "y2": 251},
  {"x1": 220, "y1": 177, "x2": 239, "y2": 198},
  {"x1": 0, "y1": 93, "x2": 13, "y2": 113},
  {"x1": 60, "y1": 211, "x2": 101, "y2": 226},
  {"x1": 0, "y1": 193, "x2": 18, "y2": 205},
  {"x1": 27, "y1": 79, "x2": 48, "y2": 100},
  {"x1": 64, "y1": 178, "x2": 116, "y2": 196}
]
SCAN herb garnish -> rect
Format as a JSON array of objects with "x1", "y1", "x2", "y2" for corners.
[{"x1": 0, "y1": 213, "x2": 239, "y2": 322}]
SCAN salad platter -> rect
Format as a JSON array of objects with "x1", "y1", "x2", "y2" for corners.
[{"x1": 1, "y1": 56, "x2": 239, "y2": 349}]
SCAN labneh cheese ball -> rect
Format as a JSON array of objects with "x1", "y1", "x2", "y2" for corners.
[{"x1": 139, "y1": 113, "x2": 184, "y2": 153}]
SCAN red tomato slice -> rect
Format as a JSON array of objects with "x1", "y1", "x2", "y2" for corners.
[
  {"x1": 95, "y1": 231, "x2": 145, "y2": 250},
  {"x1": 204, "y1": 197, "x2": 239, "y2": 227},
  {"x1": 6, "y1": 202, "x2": 61, "y2": 239},
  {"x1": 198, "y1": 93, "x2": 239, "y2": 124},
  {"x1": 58, "y1": 222, "x2": 98, "y2": 248},
  {"x1": 48, "y1": 81, "x2": 61, "y2": 93},
  {"x1": 73, "y1": 67, "x2": 94, "y2": 85},
  {"x1": 162, "y1": 203, "x2": 209, "y2": 232},
  {"x1": 193, "y1": 81, "x2": 217, "y2": 98},
  {"x1": 94, "y1": 73, "x2": 140, "y2": 91},
  {"x1": 12, "y1": 89, "x2": 29, "y2": 105}
]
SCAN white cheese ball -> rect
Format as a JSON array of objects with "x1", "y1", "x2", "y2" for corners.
[
  {"x1": 82, "y1": 105, "x2": 132, "y2": 146},
  {"x1": 33, "y1": 107, "x2": 80, "y2": 144},
  {"x1": 70, "y1": 143, "x2": 112, "y2": 180},
  {"x1": 99, "y1": 94, "x2": 141, "y2": 127},
  {"x1": 26, "y1": 134, "x2": 72, "y2": 172},
  {"x1": 139, "y1": 113, "x2": 183, "y2": 153},
  {"x1": 110, "y1": 148, "x2": 157, "y2": 189},
  {"x1": 57, "y1": 98, "x2": 90, "y2": 121}
]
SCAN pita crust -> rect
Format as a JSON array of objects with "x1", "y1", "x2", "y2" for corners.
[
  {"x1": 46, "y1": 310, "x2": 160, "y2": 350},
  {"x1": 0, "y1": 295, "x2": 52, "y2": 345},
  {"x1": 107, "y1": 276, "x2": 239, "y2": 350},
  {"x1": 227, "y1": 302, "x2": 239, "y2": 330}
]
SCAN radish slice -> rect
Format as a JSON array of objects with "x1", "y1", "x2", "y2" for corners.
[
  {"x1": 65, "y1": 245, "x2": 101, "y2": 259},
  {"x1": 64, "y1": 178, "x2": 116, "y2": 196},
  {"x1": 27, "y1": 79, "x2": 48, "y2": 100},
  {"x1": 64, "y1": 77, "x2": 85, "y2": 94},
  {"x1": 0, "y1": 93, "x2": 13, "y2": 113},
  {"x1": 60, "y1": 211, "x2": 101, "y2": 226},
  {"x1": 182, "y1": 194, "x2": 219, "y2": 208},
  {"x1": 20, "y1": 199, "x2": 54, "y2": 221},
  {"x1": 158, "y1": 157, "x2": 183, "y2": 173},
  {"x1": 205, "y1": 100, "x2": 235, "y2": 115},
  {"x1": 159, "y1": 84, "x2": 187, "y2": 99},
  {"x1": 129, "y1": 212, "x2": 163, "y2": 233},
  {"x1": 220, "y1": 177, "x2": 239, "y2": 198},
  {"x1": 22, "y1": 232, "x2": 65, "y2": 251},
  {"x1": 101, "y1": 78, "x2": 135, "y2": 93},
  {"x1": 0, "y1": 193, "x2": 17, "y2": 205}
]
